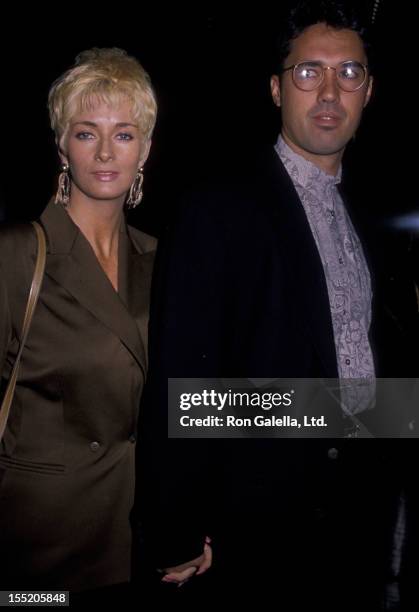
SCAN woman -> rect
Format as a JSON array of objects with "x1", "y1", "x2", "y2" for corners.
[{"x1": 0, "y1": 47, "x2": 157, "y2": 592}]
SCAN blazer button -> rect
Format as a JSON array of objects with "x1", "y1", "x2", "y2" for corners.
[
  {"x1": 327, "y1": 447, "x2": 339, "y2": 460},
  {"x1": 90, "y1": 441, "x2": 100, "y2": 452},
  {"x1": 129, "y1": 434, "x2": 136, "y2": 443}
]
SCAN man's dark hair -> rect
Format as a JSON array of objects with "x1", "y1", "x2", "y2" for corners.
[{"x1": 274, "y1": 0, "x2": 374, "y2": 74}]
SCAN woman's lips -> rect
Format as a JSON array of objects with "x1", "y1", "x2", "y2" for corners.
[{"x1": 92, "y1": 171, "x2": 120, "y2": 181}]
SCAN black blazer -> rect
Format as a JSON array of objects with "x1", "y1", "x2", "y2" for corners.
[{"x1": 139, "y1": 149, "x2": 418, "y2": 575}]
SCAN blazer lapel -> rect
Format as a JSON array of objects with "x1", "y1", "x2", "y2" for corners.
[
  {"x1": 40, "y1": 202, "x2": 146, "y2": 374},
  {"x1": 118, "y1": 226, "x2": 154, "y2": 371},
  {"x1": 259, "y1": 150, "x2": 338, "y2": 377}
]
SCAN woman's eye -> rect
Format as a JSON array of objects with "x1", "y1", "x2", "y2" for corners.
[
  {"x1": 116, "y1": 133, "x2": 134, "y2": 141},
  {"x1": 75, "y1": 132, "x2": 95, "y2": 140}
]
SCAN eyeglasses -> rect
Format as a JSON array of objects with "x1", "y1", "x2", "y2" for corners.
[{"x1": 282, "y1": 60, "x2": 368, "y2": 92}]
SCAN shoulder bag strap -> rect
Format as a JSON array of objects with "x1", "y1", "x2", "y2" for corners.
[{"x1": 0, "y1": 221, "x2": 47, "y2": 441}]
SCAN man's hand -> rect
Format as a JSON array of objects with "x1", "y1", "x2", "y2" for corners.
[{"x1": 161, "y1": 537, "x2": 212, "y2": 586}]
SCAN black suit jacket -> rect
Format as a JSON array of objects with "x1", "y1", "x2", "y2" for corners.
[{"x1": 139, "y1": 150, "x2": 418, "y2": 581}]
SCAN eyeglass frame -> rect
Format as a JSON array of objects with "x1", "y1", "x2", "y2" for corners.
[{"x1": 281, "y1": 60, "x2": 369, "y2": 92}]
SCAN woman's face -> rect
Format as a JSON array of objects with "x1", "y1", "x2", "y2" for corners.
[{"x1": 60, "y1": 97, "x2": 150, "y2": 208}]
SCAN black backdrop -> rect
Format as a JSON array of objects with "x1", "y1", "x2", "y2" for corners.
[{"x1": 0, "y1": 4, "x2": 416, "y2": 236}]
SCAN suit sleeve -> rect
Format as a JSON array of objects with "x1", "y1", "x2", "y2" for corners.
[{"x1": 136, "y1": 192, "x2": 232, "y2": 569}]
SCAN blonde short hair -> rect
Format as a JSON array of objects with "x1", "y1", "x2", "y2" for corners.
[{"x1": 48, "y1": 47, "x2": 157, "y2": 147}]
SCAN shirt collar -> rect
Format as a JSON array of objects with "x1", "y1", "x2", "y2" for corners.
[{"x1": 275, "y1": 134, "x2": 342, "y2": 193}]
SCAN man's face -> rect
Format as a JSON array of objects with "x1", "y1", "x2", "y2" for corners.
[{"x1": 270, "y1": 22, "x2": 373, "y2": 170}]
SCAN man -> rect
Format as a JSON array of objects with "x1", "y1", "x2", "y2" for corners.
[{"x1": 139, "y1": 2, "x2": 418, "y2": 607}]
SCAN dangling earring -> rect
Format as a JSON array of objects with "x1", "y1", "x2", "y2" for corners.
[
  {"x1": 55, "y1": 163, "x2": 70, "y2": 207},
  {"x1": 125, "y1": 168, "x2": 144, "y2": 210}
]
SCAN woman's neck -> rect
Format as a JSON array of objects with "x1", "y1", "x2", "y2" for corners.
[{"x1": 66, "y1": 195, "x2": 124, "y2": 259}]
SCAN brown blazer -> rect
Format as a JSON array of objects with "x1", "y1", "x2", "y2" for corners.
[{"x1": 0, "y1": 201, "x2": 156, "y2": 591}]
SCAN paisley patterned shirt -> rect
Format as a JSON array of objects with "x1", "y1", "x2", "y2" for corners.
[{"x1": 275, "y1": 136, "x2": 375, "y2": 414}]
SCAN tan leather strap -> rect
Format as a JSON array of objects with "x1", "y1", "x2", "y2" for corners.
[{"x1": 0, "y1": 221, "x2": 47, "y2": 441}]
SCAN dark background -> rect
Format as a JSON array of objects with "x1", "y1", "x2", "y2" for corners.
[{"x1": 0, "y1": 3, "x2": 416, "y2": 236}]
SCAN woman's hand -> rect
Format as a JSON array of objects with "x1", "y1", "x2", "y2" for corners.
[{"x1": 161, "y1": 537, "x2": 212, "y2": 587}]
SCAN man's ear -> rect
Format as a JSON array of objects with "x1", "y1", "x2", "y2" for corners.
[
  {"x1": 270, "y1": 75, "x2": 281, "y2": 107},
  {"x1": 364, "y1": 76, "x2": 373, "y2": 108}
]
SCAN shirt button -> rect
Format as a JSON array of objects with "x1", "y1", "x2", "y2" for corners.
[
  {"x1": 345, "y1": 358, "x2": 351, "y2": 365},
  {"x1": 90, "y1": 441, "x2": 100, "y2": 452},
  {"x1": 129, "y1": 434, "x2": 136, "y2": 443},
  {"x1": 327, "y1": 447, "x2": 339, "y2": 460}
]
